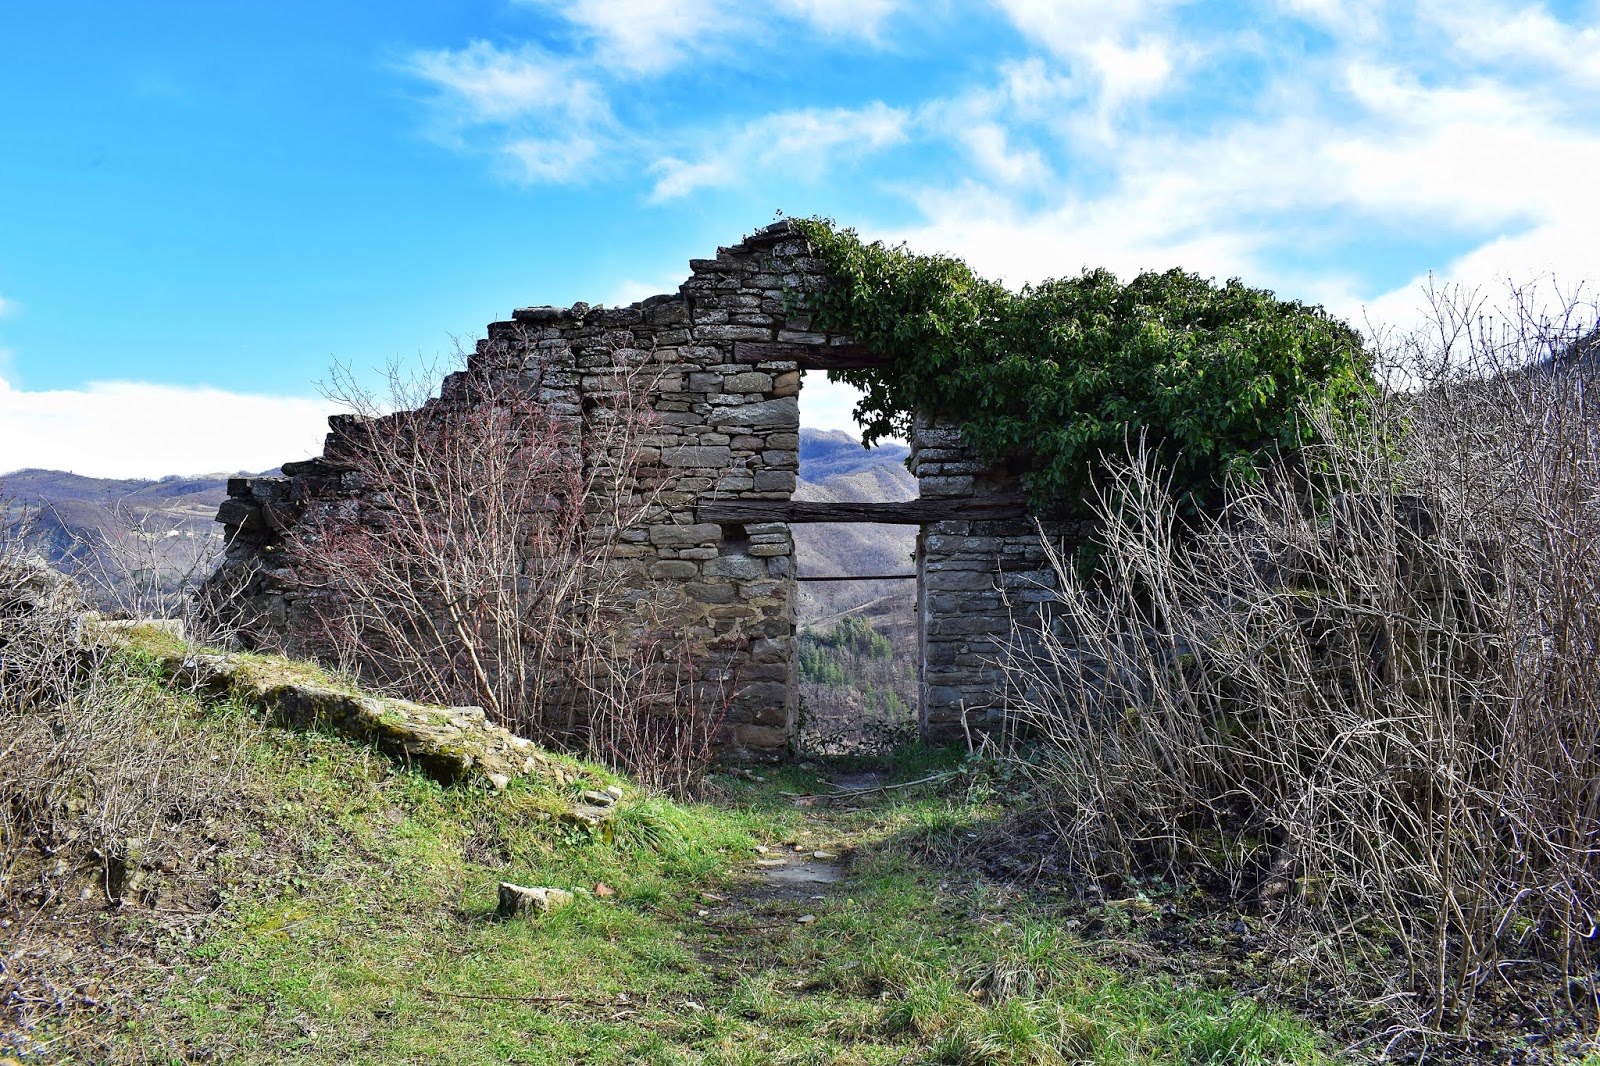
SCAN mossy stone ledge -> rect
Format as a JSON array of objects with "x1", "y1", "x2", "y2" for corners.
[{"x1": 110, "y1": 630, "x2": 571, "y2": 790}]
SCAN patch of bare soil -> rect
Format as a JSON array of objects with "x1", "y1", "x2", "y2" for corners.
[{"x1": 1, "y1": 816, "x2": 240, "y2": 1061}]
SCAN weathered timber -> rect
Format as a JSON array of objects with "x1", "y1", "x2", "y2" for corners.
[
  {"x1": 796, "y1": 573, "x2": 917, "y2": 581},
  {"x1": 698, "y1": 499, "x2": 1029, "y2": 525},
  {"x1": 734, "y1": 341, "x2": 885, "y2": 371}
]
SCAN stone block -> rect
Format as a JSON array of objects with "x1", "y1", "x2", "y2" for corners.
[
  {"x1": 703, "y1": 555, "x2": 767, "y2": 581},
  {"x1": 686, "y1": 582, "x2": 737, "y2": 604},
  {"x1": 663, "y1": 445, "x2": 731, "y2": 468},
  {"x1": 694, "y1": 325, "x2": 773, "y2": 341},
  {"x1": 714, "y1": 398, "x2": 798, "y2": 428},
  {"x1": 752, "y1": 470, "x2": 796, "y2": 492},
  {"x1": 919, "y1": 475, "x2": 976, "y2": 496},
  {"x1": 724, "y1": 371, "x2": 772, "y2": 393},
  {"x1": 731, "y1": 725, "x2": 788, "y2": 751},
  {"x1": 649, "y1": 523, "x2": 721, "y2": 548},
  {"x1": 748, "y1": 637, "x2": 788, "y2": 662},
  {"x1": 924, "y1": 570, "x2": 1000, "y2": 593}
]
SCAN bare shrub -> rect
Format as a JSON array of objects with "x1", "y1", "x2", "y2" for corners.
[
  {"x1": 282, "y1": 338, "x2": 684, "y2": 751},
  {"x1": 1008, "y1": 282, "x2": 1600, "y2": 1041},
  {"x1": 584, "y1": 635, "x2": 734, "y2": 798},
  {"x1": 50, "y1": 496, "x2": 226, "y2": 636},
  {"x1": 0, "y1": 517, "x2": 257, "y2": 1054}
]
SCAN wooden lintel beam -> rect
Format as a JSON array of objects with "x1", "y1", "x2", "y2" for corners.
[
  {"x1": 698, "y1": 499, "x2": 1030, "y2": 525},
  {"x1": 733, "y1": 341, "x2": 886, "y2": 371},
  {"x1": 796, "y1": 573, "x2": 917, "y2": 581}
]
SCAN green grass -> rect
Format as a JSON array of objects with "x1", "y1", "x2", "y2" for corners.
[{"x1": 81, "y1": 649, "x2": 1329, "y2": 1065}]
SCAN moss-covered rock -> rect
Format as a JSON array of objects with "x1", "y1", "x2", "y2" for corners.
[{"x1": 100, "y1": 626, "x2": 570, "y2": 790}]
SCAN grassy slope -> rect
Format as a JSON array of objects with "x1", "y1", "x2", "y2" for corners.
[{"x1": 56, "y1": 644, "x2": 1330, "y2": 1065}]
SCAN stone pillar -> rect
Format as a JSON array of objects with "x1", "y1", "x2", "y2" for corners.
[{"x1": 910, "y1": 412, "x2": 1080, "y2": 741}]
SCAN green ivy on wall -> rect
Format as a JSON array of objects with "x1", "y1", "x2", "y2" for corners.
[{"x1": 789, "y1": 218, "x2": 1372, "y2": 514}]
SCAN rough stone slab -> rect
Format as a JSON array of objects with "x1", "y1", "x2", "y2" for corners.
[
  {"x1": 712, "y1": 397, "x2": 799, "y2": 428},
  {"x1": 663, "y1": 445, "x2": 732, "y2": 468},
  {"x1": 498, "y1": 883, "x2": 575, "y2": 917},
  {"x1": 140, "y1": 645, "x2": 566, "y2": 790},
  {"x1": 648, "y1": 523, "x2": 722, "y2": 548}
]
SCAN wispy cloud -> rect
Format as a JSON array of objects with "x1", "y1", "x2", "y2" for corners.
[
  {"x1": 518, "y1": 0, "x2": 904, "y2": 73},
  {"x1": 402, "y1": 40, "x2": 611, "y2": 181},
  {"x1": 519, "y1": 0, "x2": 739, "y2": 76},
  {"x1": 405, "y1": 1, "x2": 911, "y2": 186},
  {"x1": 0, "y1": 293, "x2": 16, "y2": 319},
  {"x1": 777, "y1": 0, "x2": 902, "y2": 40},
  {"x1": 647, "y1": 103, "x2": 909, "y2": 201},
  {"x1": 991, "y1": 0, "x2": 1189, "y2": 109},
  {"x1": 0, "y1": 375, "x2": 332, "y2": 479},
  {"x1": 398, "y1": 0, "x2": 1600, "y2": 335},
  {"x1": 886, "y1": 1, "x2": 1600, "y2": 332}
]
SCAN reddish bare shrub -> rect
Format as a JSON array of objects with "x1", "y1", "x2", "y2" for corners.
[{"x1": 281, "y1": 339, "x2": 698, "y2": 766}]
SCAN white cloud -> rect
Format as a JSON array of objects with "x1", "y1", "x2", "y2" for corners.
[
  {"x1": 648, "y1": 102, "x2": 909, "y2": 201},
  {"x1": 0, "y1": 293, "x2": 15, "y2": 319},
  {"x1": 777, "y1": 0, "x2": 901, "y2": 39},
  {"x1": 403, "y1": 41, "x2": 611, "y2": 181},
  {"x1": 0, "y1": 375, "x2": 333, "y2": 479},
  {"x1": 405, "y1": 40, "x2": 605, "y2": 125},
  {"x1": 519, "y1": 0, "x2": 901, "y2": 75},
  {"x1": 524, "y1": 0, "x2": 736, "y2": 75},
  {"x1": 1421, "y1": 0, "x2": 1600, "y2": 89},
  {"x1": 991, "y1": 0, "x2": 1186, "y2": 106},
  {"x1": 1085, "y1": 37, "x2": 1175, "y2": 106},
  {"x1": 883, "y1": 1, "x2": 1600, "y2": 338},
  {"x1": 958, "y1": 123, "x2": 1051, "y2": 186},
  {"x1": 799, "y1": 372, "x2": 883, "y2": 440},
  {"x1": 1275, "y1": 0, "x2": 1384, "y2": 39},
  {"x1": 501, "y1": 135, "x2": 601, "y2": 182},
  {"x1": 605, "y1": 276, "x2": 680, "y2": 306}
]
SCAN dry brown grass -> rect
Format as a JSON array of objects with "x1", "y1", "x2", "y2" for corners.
[{"x1": 1006, "y1": 282, "x2": 1600, "y2": 1046}]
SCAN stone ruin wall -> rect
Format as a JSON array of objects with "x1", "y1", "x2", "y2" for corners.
[
  {"x1": 213, "y1": 222, "x2": 859, "y2": 759},
  {"x1": 210, "y1": 219, "x2": 1084, "y2": 756},
  {"x1": 910, "y1": 414, "x2": 1087, "y2": 742}
]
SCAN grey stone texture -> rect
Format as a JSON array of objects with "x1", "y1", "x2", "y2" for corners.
[{"x1": 909, "y1": 412, "x2": 1089, "y2": 741}]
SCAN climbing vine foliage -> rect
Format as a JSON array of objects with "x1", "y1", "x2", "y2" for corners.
[{"x1": 791, "y1": 219, "x2": 1372, "y2": 513}]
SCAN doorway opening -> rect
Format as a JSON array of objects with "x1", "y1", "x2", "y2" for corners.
[{"x1": 791, "y1": 419, "x2": 919, "y2": 755}]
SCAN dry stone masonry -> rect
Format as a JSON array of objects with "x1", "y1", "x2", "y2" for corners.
[
  {"x1": 910, "y1": 413, "x2": 1084, "y2": 739},
  {"x1": 209, "y1": 221, "x2": 1078, "y2": 756}
]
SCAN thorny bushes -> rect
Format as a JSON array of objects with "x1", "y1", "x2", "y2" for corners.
[{"x1": 1009, "y1": 282, "x2": 1600, "y2": 1047}]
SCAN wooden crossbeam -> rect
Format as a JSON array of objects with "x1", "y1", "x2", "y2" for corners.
[
  {"x1": 796, "y1": 573, "x2": 917, "y2": 581},
  {"x1": 698, "y1": 499, "x2": 1029, "y2": 525}
]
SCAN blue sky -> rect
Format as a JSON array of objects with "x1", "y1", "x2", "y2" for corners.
[{"x1": 1, "y1": 0, "x2": 1597, "y2": 477}]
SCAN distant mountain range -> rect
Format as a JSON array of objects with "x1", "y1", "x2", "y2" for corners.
[
  {"x1": 0, "y1": 467, "x2": 261, "y2": 612},
  {"x1": 789, "y1": 429, "x2": 918, "y2": 628}
]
